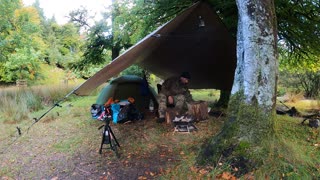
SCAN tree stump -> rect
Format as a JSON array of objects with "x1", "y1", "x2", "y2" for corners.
[{"x1": 187, "y1": 101, "x2": 209, "y2": 121}]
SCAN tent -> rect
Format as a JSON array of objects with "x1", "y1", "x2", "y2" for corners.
[
  {"x1": 74, "y1": 1, "x2": 236, "y2": 96},
  {"x1": 96, "y1": 75, "x2": 158, "y2": 111}
]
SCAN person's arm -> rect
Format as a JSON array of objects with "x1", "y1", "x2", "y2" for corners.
[{"x1": 160, "y1": 77, "x2": 175, "y2": 96}]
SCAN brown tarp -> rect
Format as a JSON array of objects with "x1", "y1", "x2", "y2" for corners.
[{"x1": 74, "y1": 2, "x2": 236, "y2": 96}]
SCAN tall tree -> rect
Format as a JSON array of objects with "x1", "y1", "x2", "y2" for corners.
[
  {"x1": 71, "y1": 21, "x2": 112, "y2": 78},
  {"x1": 0, "y1": 0, "x2": 21, "y2": 62},
  {"x1": 0, "y1": 0, "x2": 44, "y2": 83},
  {"x1": 68, "y1": 6, "x2": 93, "y2": 32},
  {"x1": 197, "y1": 0, "x2": 278, "y2": 176}
]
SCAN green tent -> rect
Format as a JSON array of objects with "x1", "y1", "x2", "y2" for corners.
[{"x1": 96, "y1": 75, "x2": 158, "y2": 111}]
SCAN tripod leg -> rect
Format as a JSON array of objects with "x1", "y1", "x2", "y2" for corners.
[
  {"x1": 99, "y1": 126, "x2": 105, "y2": 154},
  {"x1": 110, "y1": 137, "x2": 120, "y2": 158},
  {"x1": 108, "y1": 126, "x2": 120, "y2": 147},
  {"x1": 107, "y1": 126, "x2": 120, "y2": 158}
]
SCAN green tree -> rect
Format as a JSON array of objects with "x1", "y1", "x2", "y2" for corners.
[
  {"x1": 0, "y1": 0, "x2": 21, "y2": 62},
  {"x1": 71, "y1": 21, "x2": 112, "y2": 78},
  {"x1": 41, "y1": 21, "x2": 82, "y2": 68},
  {"x1": 2, "y1": 47, "x2": 40, "y2": 82},
  {"x1": 30, "y1": 0, "x2": 83, "y2": 69},
  {"x1": 11, "y1": 6, "x2": 42, "y2": 50},
  {"x1": 67, "y1": 5, "x2": 92, "y2": 32},
  {"x1": 121, "y1": 65, "x2": 144, "y2": 77},
  {"x1": 0, "y1": 0, "x2": 44, "y2": 83}
]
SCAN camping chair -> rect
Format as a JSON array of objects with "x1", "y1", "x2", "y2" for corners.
[{"x1": 98, "y1": 106, "x2": 120, "y2": 158}]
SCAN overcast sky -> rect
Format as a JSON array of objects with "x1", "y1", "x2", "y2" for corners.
[{"x1": 23, "y1": 0, "x2": 111, "y2": 24}]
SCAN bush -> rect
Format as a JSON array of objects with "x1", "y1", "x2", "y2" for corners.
[{"x1": 2, "y1": 47, "x2": 41, "y2": 83}]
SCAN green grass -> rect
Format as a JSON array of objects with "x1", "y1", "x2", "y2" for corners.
[
  {"x1": 190, "y1": 89, "x2": 220, "y2": 102},
  {"x1": 255, "y1": 115, "x2": 320, "y2": 179},
  {"x1": 52, "y1": 137, "x2": 82, "y2": 153}
]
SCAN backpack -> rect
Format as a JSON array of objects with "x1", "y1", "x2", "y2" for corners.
[
  {"x1": 309, "y1": 119, "x2": 319, "y2": 128},
  {"x1": 301, "y1": 118, "x2": 319, "y2": 128},
  {"x1": 90, "y1": 104, "x2": 104, "y2": 119},
  {"x1": 117, "y1": 104, "x2": 144, "y2": 123}
]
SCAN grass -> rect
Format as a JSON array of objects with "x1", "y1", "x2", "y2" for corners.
[
  {"x1": 256, "y1": 115, "x2": 320, "y2": 179},
  {"x1": 285, "y1": 99, "x2": 320, "y2": 113},
  {"x1": 191, "y1": 89, "x2": 220, "y2": 102},
  {"x1": 0, "y1": 85, "x2": 83, "y2": 123},
  {"x1": 0, "y1": 86, "x2": 319, "y2": 179},
  {"x1": 278, "y1": 91, "x2": 320, "y2": 113}
]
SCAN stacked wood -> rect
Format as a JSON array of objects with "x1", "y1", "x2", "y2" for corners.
[
  {"x1": 187, "y1": 101, "x2": 209, "y2": 121},
  {"x1": 16, "y1": 79, "x2": 27, "y2": 87}
]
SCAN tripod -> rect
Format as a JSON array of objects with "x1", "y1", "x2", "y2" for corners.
[{"x1": 98, "y1": 113, "x2": 120, "y2": 158}]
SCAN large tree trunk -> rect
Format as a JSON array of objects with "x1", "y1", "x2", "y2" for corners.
[{"x1": 198, "y1": 0, "x2": 278, "y2": 176}]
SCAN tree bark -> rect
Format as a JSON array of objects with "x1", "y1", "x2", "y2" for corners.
[
  {"x1": 198, "y1": 0, "x2": 278, "y2": 176},
  {"x1": 112, "y1": 45, "x2": 120, "y2": 60}
]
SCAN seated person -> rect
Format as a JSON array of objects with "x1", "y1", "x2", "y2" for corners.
[{"x1": 157, "y1": 72, "x2": 193, "y2": 123}]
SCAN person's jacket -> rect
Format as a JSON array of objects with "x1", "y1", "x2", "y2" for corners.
[{"x1": 160, "y1": 76, "x2": 193, "y2": 102}]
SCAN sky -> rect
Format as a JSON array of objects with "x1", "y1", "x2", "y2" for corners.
[{"x1": 23, "y1": 0, "x2": 111, "y2": 24}]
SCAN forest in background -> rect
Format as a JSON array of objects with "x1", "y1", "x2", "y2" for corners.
[{"x1": 0, "y1": 0, "x2": 319, "y2": 99}]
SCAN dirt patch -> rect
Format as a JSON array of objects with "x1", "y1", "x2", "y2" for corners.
[{"x1": 0, "y1": 114, "x2": 223, "y2": 179}]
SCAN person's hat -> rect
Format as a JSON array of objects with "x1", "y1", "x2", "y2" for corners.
[{"x1": 180, "y1": 72, "x2": 191, "y2": 79}]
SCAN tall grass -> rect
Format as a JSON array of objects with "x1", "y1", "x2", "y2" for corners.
[
  {"x1": 0, "y1": 91, "x2": 30, "y2": 123},
  {"x1": 0, "y1": 85, "x2": 79, "y2": 123},
  {"x1": 254, "y1": 115, "x2": 320, "y2": 179}
]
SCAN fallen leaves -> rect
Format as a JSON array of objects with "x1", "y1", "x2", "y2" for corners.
[
  {"x1": 215, "y1": 172, "x2": 237, "y2": 180},
  {"x1": 138, "y1": 176, "x2": 147, "y2": 180},
  {"x1": 144, "y1": 170, "x2": 156, "y2": 176},
  {"x1": 199, "y1": 168, "x2": 209, "y2": 175},
  {"x1": 190, "y1": 166, "x2": 198, "y2": 173}
]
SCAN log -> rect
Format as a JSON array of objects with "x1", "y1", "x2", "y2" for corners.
[
  {"x1": 165, "y1": 108, "x2": 180, "y2": 124},
  {"x1": 187, "y1": 101, "x2": 209, "y2": 121}
]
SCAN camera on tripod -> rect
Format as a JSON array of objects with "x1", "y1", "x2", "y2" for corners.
[{"x1": 94, "y1": 105, "x2": 120, "y2": 157}]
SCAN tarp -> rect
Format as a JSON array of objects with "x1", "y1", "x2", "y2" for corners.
[{"x1": 74, "y1": 1, "x2": 236, "y2": 96}]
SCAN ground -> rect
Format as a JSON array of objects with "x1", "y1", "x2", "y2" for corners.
[
  {"x1": 1, "y1": 98, "x2": 318, "y2": 179},
  {"x1": 0, "y1": 109, "x2": 224, "y2": 179}
]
